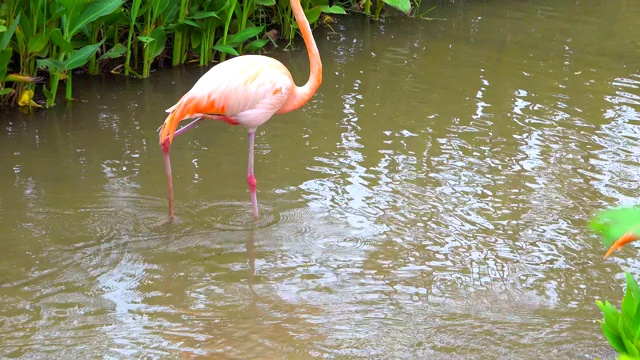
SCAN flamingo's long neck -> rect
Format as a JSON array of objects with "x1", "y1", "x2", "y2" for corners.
[{"x1": 277, "y1": 0, "x2": 323, "y2": 114}]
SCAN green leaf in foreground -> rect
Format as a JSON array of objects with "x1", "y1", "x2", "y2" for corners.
[{"x1": 598, "y1": 273, "x2": 640, "y2": 357}]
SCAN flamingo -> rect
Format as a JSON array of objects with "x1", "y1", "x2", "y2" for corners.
[{"x1": 159, "y1": 0, "x2": 332, "y2": 220}]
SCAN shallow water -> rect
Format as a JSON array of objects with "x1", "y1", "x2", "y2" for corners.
[{"x1": 2, "y1": 0, "x2": 640, "y2": 358}]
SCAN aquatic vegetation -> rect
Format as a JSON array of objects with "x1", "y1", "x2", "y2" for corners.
[
  {"x1": 597, "y1": 273, "x2": 640, "y2": 359},
  {"x1": 0, "y1": 0, "x2": 431, "y2": 109},
  {"x1": 592, "y1": 207, "x2": 640, "y2": 358}
]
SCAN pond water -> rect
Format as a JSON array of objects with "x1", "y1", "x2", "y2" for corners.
[{"x1": 1, "y1": 0, "x2": 640, "y2": 358}]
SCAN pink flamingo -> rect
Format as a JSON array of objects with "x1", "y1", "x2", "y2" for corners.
[{"x1": 159, "y1": 0, "x2": 331, "y2": 220}]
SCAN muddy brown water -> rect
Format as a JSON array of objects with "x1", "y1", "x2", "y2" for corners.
[{"x1": 1, "y1": 0, "x2": 640, "y2": 358}]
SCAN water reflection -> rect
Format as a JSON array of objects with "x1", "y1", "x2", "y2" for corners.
[{"x1": 1, "y1": 0, "x2": 639, "y2": 358}]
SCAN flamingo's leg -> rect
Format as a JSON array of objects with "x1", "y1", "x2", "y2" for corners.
[
  {"x1": 247, "y1": 129, "x2": 259, "y2": 219},
  {"x1": 162, "y1": 139, "x2": 175, "y2": 221}
]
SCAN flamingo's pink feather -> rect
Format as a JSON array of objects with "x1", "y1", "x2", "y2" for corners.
[{"x1": 159, "y1": 55, "x2": 294, "y2": 144}]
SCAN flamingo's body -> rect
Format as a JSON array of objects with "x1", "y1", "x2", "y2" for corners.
[{"x1": 159, "y1": 0, "x2": 327, "y2": 220}]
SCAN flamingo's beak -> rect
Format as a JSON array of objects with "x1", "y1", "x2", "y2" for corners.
[{"x1": 604, "y1": 231, "x2": 640, "y2": 258}]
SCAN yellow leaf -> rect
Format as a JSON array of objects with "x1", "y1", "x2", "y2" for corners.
[
  {"x1": 18, "y1": 90, "x2": 41, "y2": 108},
  {"x1": 5, "y1": 73, "x2": 40, "y2": 83}
]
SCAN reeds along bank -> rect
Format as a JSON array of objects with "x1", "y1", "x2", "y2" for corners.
[{"x1": 0, "y1": 0, "x2": 422, "y2": 109}]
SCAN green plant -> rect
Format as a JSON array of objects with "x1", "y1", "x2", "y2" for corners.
[
  {"x1": 0, "y1": 0, "x2": 349, "y2": 109},
  {"x1": 171, "y1": 0, "x2": 191, "y2": 67},
  {"x1": 139, "y1": 0, "x2": 170, "y2": 77},
  {"x1": 376, "y1": 0, "x2": 410, "y2": 19},
  {"x1": 36, "y1": 0, "x2": 123, "y2": 107},
  {"x1": 275, "y1": 0, "x2": 345, "y2": 48},
  {"x1": 188, "y1": 0, "x2": 223, "y2": 66},
  {"x1": 597, "y1": 273, "x2": 640, "y2": 359}
]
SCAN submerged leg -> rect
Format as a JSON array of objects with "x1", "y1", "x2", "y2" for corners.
[
  {"x1": 247, "y1": 129, "x2": 259, "y2": 219},
  {"x1": 162, "y1": 139, "x2": 175, "y2": 221},
  {"x1": 160, "y1": 117, "x2": 203, "y2": 221}
]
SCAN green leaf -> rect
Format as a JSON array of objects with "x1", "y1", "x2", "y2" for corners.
[
  {"x1": 0, "y1": 25, "x2": 6, "y2": 32},
  {"x1": 245, "y1": 39, "x2": 269, "y2": 51},
  {"x1": 46, "y1": 6, "x2": 67, "y2": 26},
  {"x1": 620, "y1": 354, "x2": 640, "y2": 360},
  {"x1": 42, "y1": 85, "x2": 54, "y2": 105},
  {"x1": 191, "y1": 11, "x2": 219, "y2": 19},
  {"x1": 0, "y1": 12, "x2": 20, "y2": 51},
  {"x1": 162, "y1": 0, "x2": 181, "y2": 23},
  {"x1": 179, "y1": 19, "x2": 201, "y2": 28},
  {"x1": 382, "y1": 0, "x2": 411, "y2": 14},
  {"x1": 633, "y1": 301, "x2": 640, "y2": 339},
  {"x1": 602, "y1": 321, "x2": 628, "y2": 354},
  {"x1": 624, "y1": 284, "x2": 638, "y2": 321},
  {"x1": 0, "y1": 88, "x2": 14, "y2": 96},
  {"x1": 228, "y1": 26, "x2": 264, "y2": 46},
  {"x1": 128, "y1": 0, "x2": 144, "y2": 21},
  {"x1": 623, "y1": 335, "x2": 640, "y2": 358},
  {"x1": 320, "y1": 5, "x2": 347, "y2": 14},
  {"x1": 190, "y1": 30, "x2": 202, "y2": 49},
  {"x1": 620, "y1": 314, "x2": 635, "y2": 343},
  {"x1": 603, "y1": 300, "x2": 622, "y2": 336},
  {"x1": 27, "y1": 31, "x2": 49, "y2": 54},
  {"x1": 69, "y1": 0, "x2": 125, "y2": 36},
  {"x1": 303, "y1": 7, "x2": 322, "y2": 26},
  {"x1": 64, "y1": 41, "x2": 104, "y2": 70},
  {"x1": 597, "y1": 299, "x2": 606, "y2": 312},
  {"x1": 97, "y1": 43, "x2": 127, "y2": 62},
  {"x1": 151, "y1": 0, "x2": 170, "y2": 18},
  {"x1": 627, "y1": 273, "x2": 640, "y2": 302},
  {"x1": 590, "y1": 206, "x2": 640, "y2": 246},
  {"x1": 213, "y1": 44, "x2": 239, "y2": 56},
  {"x1": 148, "y1": 26, "x2": 166, "y2": 59},
  {"x1": 49, "y1": 28, "x2": 74, "y2": 53},
  {"x1": 0, "y1": 49, "x2": 12, "y2": 80},
  {"x1": 59, "y1": 0, "x2": 92, "y2": 10},
  {"x1": 137, "y1": 36, "x2": 154, "y2": 44},
  {"x1": 18, "y1": 12, "x2": 33, "y2": 40},
  {"x1": 37, "y1": 58, "x2": 66, "y2": 73},
  {"x1": 256, "y1": 0, "x2": 276, "y2": 5}
]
